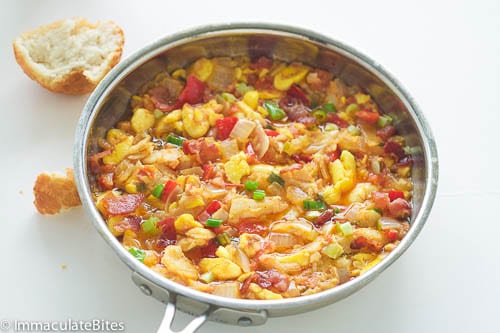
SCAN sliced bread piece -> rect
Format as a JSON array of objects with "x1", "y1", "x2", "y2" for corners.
[
  {"x1": 33, "y1": 168, "x2": 82, "y2": 215},
  {"x1": 13, "y1": 17, "x2": 124, "y2": 95}
]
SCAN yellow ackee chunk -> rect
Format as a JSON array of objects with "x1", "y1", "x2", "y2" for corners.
[
  {"x1": 190, "y1": 58, "x2": 213, "y2": 81},
  {"x1": 106, "y1": 128, "x2": 126, "y2": 145},
  {"x1": 360, "y1": 255, "x2": 384, "y2": 274},
  {"x1": 355, "y1": 93, "x2": 371, "y2": 104},
  {"x1": 323, "y1": 150, "x2": 357, "y2": 204},
  {"x1": 243, "y1": 90, "x2": 259, "y2": 109},
  {"x1": 258, "y1": 90, "x2": 282, "y2": 100},
  {"x1": 224, "y1": 152, "x2": 250, "y2": 184},
  {"x1": 131, "y1": 108, "x2": 155, "y2": 133},
  {"x1": 172, "y1": 69, "x2": 186, "y2": 80},
  {"x1": 103, "y1": 136, "x2": 133, "y2": 165},
  {"x1": 182, "y1": 104, "x2": 210, "y2": 138},
  {"x1": 184, "y1": 195, "x2": 205, "y2": 209},
  {"x1": 174, "y1": 213, "x2": 202, "y2": 233},
  {"x1": 198, "y1": 258, "x2": 242, "y2": 280},
  {"x1": 277, "y1": 251, "x2": 310, "y2": 266},
  {"x1": 155, "y1": 109, "x2": 181, "y2": 137},
  {"x1": 249, "y1": 283, "x2": 283, "y2": 300},
  {"x1": 346, "y1": 183, "x2": 378, "y2": 204},
  {"x1": 273, "y1": 63, "x2": 309, "y2": 91},
  {"x1": 143, "y1": 250, "x2": 159, "y2": 267}
]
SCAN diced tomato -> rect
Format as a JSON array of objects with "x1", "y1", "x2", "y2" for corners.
[
  {"x1": 287, "y1": 84, "x2": 310, "y2": 106},
  {"x1": 149, "y1": 86, "x2": 176, "y2": 112},
  {"x1": 253, "y1": 75, "x2": 274, "y2": 91},
  {"x1": 388, "y1": 190, "x2": 405, "y2": 202},
  {"x1": 264, "y1": 129, "x2": 279, "y2": 137},
  {"x1": 385, "y1": 229, "x2": 399, "y2": 242},
  {"x1": 198, "y1": 140, "x2": 221, "y2": 164},
  {"x1": 215, "y1": 116, "x2": 239, "y2": 140},
  {"x1": 202, "y1": 164, "x2": 216, "y2": 180},
  {"x1": 326, "y1": 113, "x2": 349, "y2": 128},
  {"x1": 376, "y1": 125, "x2": 397, "y2": 141},
  {"x1": 161, "y1": 180, "x2": 179, "y2": 202},
  {"x1": 355, "y1": 110, "x2": 380, "y2": 124},
  {"x1": 384, "y1": 141, "x2": 406, "y2": 160},
  {"x1": 182, "y1": 140, "x2": 200, "y2": 155},
  {"x1": 372, "y1": 191, "x2": 390, "y2": 211},
  {"x1": 388, "y1": 198, "x2": 411, "y2": 219},
  {"x1": 102, "y1": 193, "x2": 145, "y2": 216},
  {"x1": 255, "y1": 269, "x2": 290, "y2": 292},
  {"x1": 206, "y1": 200, "x2": 222, "y2": 215},
  {"x1": 174, "y1": 75, "x2": 206, "y2": 108},
  {"x1": 236, "y1": 221, "x2": 267, "y2": 236},
  {"x1": 291, "y1": 154, "x2": 313, "y2": 163},
  {"x1": 350, "y1": 236, "x2": 382, "y2": 252},
  {"x1": 157, "y1": 217, "x2": 176, "y2": 241},
  {"x1": 326, "y1": 148, "x2": 341, "y2": 162}
]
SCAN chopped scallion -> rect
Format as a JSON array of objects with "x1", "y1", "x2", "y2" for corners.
[
  {"x1": 347, "y1": 125, "x2": 361, "y2": 136},
  {"x1": 154, "y1": 109, "x2": 164, "y2": 119},
  {"x1": 244, "y1": 180, "x2": 259, "y2": 191},
  {"x1": 337, "y1": 222, "x2": 353, "y2": 236},
  {"x1": 268, "y1": 172, "x2": 285, "y2": 186},
  {"x1": 324, "y1": 123, "x2": 339, "y2": 132},
  {"x1": 166, "y1": 134, "x2": 185, "y2": 146},
  {"x1": 216, "y1": 232, "x2": 231, "y2": 246},
  {"x1": 303, "y1": 200, "x2": 327, "y2": 211},
  {"x1": 345, "y1": 103, "x2": 359, "y2": 115},
  {"x1": 141, "y1": 217, "x2": 160, "y2": 235},
  {"x1": 323, "y1": 103, "x2": 336, "y2": 113},
  {"x1": 253, "y1": 189, "x2": 266, "y2": 200},
  {"x1": 152, "y1": 184, "x2": 164, "y2": 198},
  {"x1": 128, "y1": 247, "x2": 145, "y2": 262},
  {"x1": 321, "y1": 243, "x2": 344, "y2": 259},
  {"x1": 235, "y1": 82, "x2": 254, "y2": 96},
  {"x1": 377, "y1": 114, "x2": 393, "y2": 128},
  {"x1": 221, "y1": 92, "x2": 236, "y2": 102},
  {"x1": 312, "y1": 109, "x2": 327, "y2": 123},
  {"x1": 206, "y1": 218, "x2": 223, "y2": 228}
]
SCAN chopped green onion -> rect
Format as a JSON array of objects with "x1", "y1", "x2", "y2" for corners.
[
  {"x1": 345, "y1": 103, "x2": 359, "y2": 116},
  {"x1": 152, "y1": 184, "x2": 164, "y2": 198},
  {"x1": 337, "y1": 222, "x2": 353, "y2": 236},
  {"x1": 312, "y1": 109, "x2": 327, "y2": 123},
  {"x1": 376, "y1": 114, "x2": 393, "y2": 128},
  {"x1": 235, "y1": 82, "x2": 254, "y2": 95},
  {"x1": 244, "y1": 180, "x2": 259, "y2": 191},
  {"x1": 206, "y1": 218, "x2": 223, "y2": 228},
  {"x1": 347, "y1": 125, "x2": 361, "y2": 136},
  {"x1": 323, "y1": 103, "x2": 336, "y2": 113},
  {"x1": 128, "y1": 247, "x2": 146, "y2": 262},
  {"x1": 372, "y1": 207, "x2": 383, "y2": 215},
  {"x1": 200, "y1": 271, "x2": 214, "y2": 283},
  {"x1": 154, "y1": 109, "x2": 164, "y2": 119},
  {"x1": 268, "y1": 172, "x2": 285, "y2": 186},
  {"x1": 324, "y1": 123, "x2": 339, "y2": 132},
  {"x1": 321, "y1": 243, "x2": 344, "y2": 259},
  {"x1": 303, "y1": 200, "x2": 327, "y2": 211},
  {"x1": 333, "y1": 207, "x2": 341, "y2": 215},
  {"x1": 221, "y1": 92, "x2": 236, "y2": 102},
  {"x1": 141, "y1": 217, "x2": 160, "y2": 235},
  {"x1": 263, "y1": 101, "x2": 286, "y2": 120},
  {"x1": 253, "y1": 189, "x2": 266, "y2": 200},
  {"x1": 136, "y1": 181, "x2": 147, "y2": 193},
  {"x1": 216, "y1": 232, "x2": 231, "y2": 246},
  {"x1": 403, "y1": 146, "x2": 422, "y2": 155},
  {"x1": 166, "y1": 134, "x2": 185, "y2": 146}
]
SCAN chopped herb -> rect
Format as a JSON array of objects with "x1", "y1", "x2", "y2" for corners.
[
  {"x1": 152, "y1": 184, "x2": 164, "y2": 198},
  {"x1": 324, "y1": 123, "x2": 339, "y2": 132},
  {"x1": 323, "y1": 103, "x2": 336, "y2": 113},
  {"x1": 221, "y1": 92, "x2": 236, "y2": 102},
  {"x1": 347, "y1": 125, "x2": 361, "y2": 136},
  {"x1": 141, "y1": 217, "x2": 160, "y2": 235},
  {"x1": 153, "y1": 109, "x2": 164, "y2": 119},
  {"x1": 377, "y1": 114, "x2": 393, "y2": 128},
  {"x1": 216, "y1": 232, "x2": 231, "y2": 246},
  {"x1": 235, "y1": 82, "x2": 254, "y2": 95},
  {"x1": 312, "y1": 109, "x2": 327, "y2": 123},
  {"x1": 337, "y1": 222, "x2": 353, "y2": 236},
  {"x1": 322, "y1": 243, "x2": 344, "y2": 259}
]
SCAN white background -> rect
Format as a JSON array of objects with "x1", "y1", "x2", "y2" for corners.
[{"x1": 1, "y1": 0, "x2": 499, "y2": 332}]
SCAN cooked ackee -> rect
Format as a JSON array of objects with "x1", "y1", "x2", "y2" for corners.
[{"x1": 89, "y1": 56, "x2": 413, "y2": 299}]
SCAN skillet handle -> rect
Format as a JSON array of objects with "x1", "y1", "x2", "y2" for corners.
[{"x1": 157, "y1": 302, "x2": 210, "y2": 333}]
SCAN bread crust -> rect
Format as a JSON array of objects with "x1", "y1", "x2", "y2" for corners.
[
  {"x1": 33, "y1": 168, "x2": 82, "y2": 215},
  {"x1": 13, "y1": 18, "x2": 124, "y2": 95}
]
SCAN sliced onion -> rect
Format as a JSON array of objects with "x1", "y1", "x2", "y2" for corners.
[
  {"x1": 230, "y1": 119, "x2": 256, "y2": 140},
  {"x1": 220, "y1": 139, "x2": 239, "y2": 159},
  {"x1": 268, "y1": 232, "x2": 296, "y2": 248},
  {"x1": 231, "y1": 244, "x2": 251, "y2": 272},
  {"x1": 378, "y1": 216, "x2": 403, "y2": 230},
  {"x1": 211, "y1": 282, "x2": 240, "y2": 298},
  {"x1": 250, "y1": 123, "x2": 269, "y2": 158}
]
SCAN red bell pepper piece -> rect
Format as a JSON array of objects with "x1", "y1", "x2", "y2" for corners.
[
  {"x1": 385, "y1": 229, "x2": 399, "y2": 242},
  {"x1": 355, "y1": 110, "x2": 380, "y2": 123},
  {"x1": 388, "y1": 190, "x2": 405, "y2": 202},
  {"x1": 202, "y1": 163, "x2": 216, "y2": 180},
  {"x1": 157, "y1": 217, "x2": 176, "y2": 241},
  {"x1": 264, "y1": 129, "x2": 279, "y2": 137},
  {"x1": 326, "y1": 148, "x2": 341, "y2": 162},
  {"x1": 215, "y1": 116, "x2": 239, "y2": 140},
  {"x1": 161, "y1": 180, "x2": 179, "y2": 202},
  {"x1": 206, "y1": 200, "x2": 222, "y2": 215}
]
